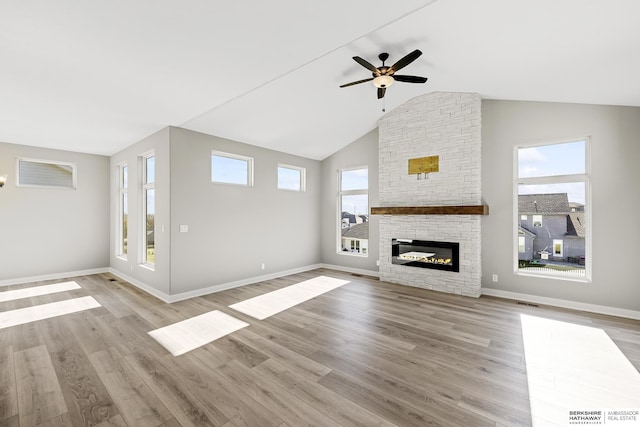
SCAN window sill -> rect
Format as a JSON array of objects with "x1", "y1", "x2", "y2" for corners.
[
  {"x1": 139, "y1": 263, "x2": 155, "y2": 272},
  {"x1": 515, "y1": 270, "x2": 590, "y2": 283},
  {"x1": 338, "y1": 251, "x2": 368, "y2": 258}
]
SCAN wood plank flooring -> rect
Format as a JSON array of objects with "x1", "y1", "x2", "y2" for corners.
[{"x1": 1, "y1": 269, "x2": 639, "y2": 426}]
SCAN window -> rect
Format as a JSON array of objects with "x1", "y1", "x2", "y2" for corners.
[
  {"x1": 117, "y1": 164, "x2": 128, "y2": 258},
  {"x1": 553, "y1": 239, "x2": 563, "y2": 257},
  {"x1": 142, "y1": 154, "x2": 155, "y2": 267},
  {"x1": 17, "y1": 158, "x2": 76, "y2": 189},
  {"x1": 532, "y1": 215, "x2": 542, "y2": 227},
  {"x1": 515, "y1": 139, "x2": 589, "y2": 280},
  {"x1": 518, "y1": 236, "x2": 526, "y2": 253},
  {"x1": 338, "y1": 168, "x2": 368, "y2": 256},
  {"x1": 211, "y1": 151, "x2": 253, "y2": 186},
  {"x1": 277, "y1": 164, "x2": 305, "y2": 191}
]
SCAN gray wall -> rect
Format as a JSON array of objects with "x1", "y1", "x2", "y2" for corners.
[
  {"x1": 320, "y1": 128, "x2": 380, "y2": 273},
  {"x1": 109, "y1": 127, "x2": 172, "y2": 295},
  {"x1": 0, "y1": 142, "x2": 109, "y2": 281},
  {"x1": 482, "y1": 100, "x2": 640, "y2": 311},
  {"x1": 169, "y1": 127, "x2": 322, "y2": 294}
]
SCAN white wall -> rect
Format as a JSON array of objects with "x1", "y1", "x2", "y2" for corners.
[
  {"x1": 169, "y1": 127, "x2": 322, "y2": 294},
  {"x1": 109, "y1": 127, "x2": 171, "y2": 295},
  {"x1": 482, "y1": 100, "x2": 640, "y2": 312},
  {"x1": 0, "y1": 142, "x2": 109, "y2": 281},
  {"x1": 320, "y1": 129, "x2": 380, "y2": 273}
]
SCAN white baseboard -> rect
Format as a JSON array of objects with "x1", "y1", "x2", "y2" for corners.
[
  {"x1": 481, "y1": 287, "x2": 640, "y2": 320},
  {"x1": 318, "y1": 263, "x2": 380, "y2": 278},
  {"x1": 0, "y1": 267, "x2": 110, "y2": 287},
  {"x1": 107, "y1": 268, "x2": 173, "y2": 303},
  {"x1": 109, "y1": 264, "x2": 326, "y2": 304}
]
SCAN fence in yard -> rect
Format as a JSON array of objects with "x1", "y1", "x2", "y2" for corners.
[{"x1": 520, "y1": 266, "x2": 586, "y2": 278}]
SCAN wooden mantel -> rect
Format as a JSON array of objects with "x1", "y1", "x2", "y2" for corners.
[{"x1": 370, "y1": 205, "x2": 489, "y2": 215}]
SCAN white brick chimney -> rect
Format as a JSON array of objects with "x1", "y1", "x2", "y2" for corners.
[{"x1": 377, "y1": 92, "x2": 482, "y2": 297}]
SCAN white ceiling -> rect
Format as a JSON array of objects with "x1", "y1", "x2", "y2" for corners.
[{"x1": 2, "y1": 0, "x2": 639, "y2": 160}]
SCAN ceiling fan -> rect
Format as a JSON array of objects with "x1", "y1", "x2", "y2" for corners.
[{"x1": 339, "y1": 49, "x2": 428, "y2": 99}]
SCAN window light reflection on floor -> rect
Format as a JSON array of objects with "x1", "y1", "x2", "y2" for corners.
[{"x1": 520, "y1": 314, "x2": 640, "y2": 426}]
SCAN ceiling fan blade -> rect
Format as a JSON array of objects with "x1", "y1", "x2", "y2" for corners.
[
  {"x1": 389, "y1": 49, "x2": 422, "y2": 73},
  {"x1": 353, "y1": 56, "x2": 381, "y2": 75},
  {"x1": 393, "y1": 75, "x2": 428, "y2": 84},
  {"x1": 377, "y1": 87, "x2": 386, "y2": 99},
  {"x1": 339, "y1": 77, "x2": 374, "y2": 88}
]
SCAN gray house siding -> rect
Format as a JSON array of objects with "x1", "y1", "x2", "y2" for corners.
[{"x1": 519, "y1": 214, "x2": 568, "y2": 260}]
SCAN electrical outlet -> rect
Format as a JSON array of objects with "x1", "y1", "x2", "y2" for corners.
[
  {"x1": 261, "y1": 263, "x2": 265, "y2": 270},
  {"x1": 492, "y1": 274, "x2": 498, "y2": 282}
]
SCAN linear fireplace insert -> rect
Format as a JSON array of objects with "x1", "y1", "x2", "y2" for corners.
[{"x1": 392, "y1": 239, "x2": 460, "y2": 272}]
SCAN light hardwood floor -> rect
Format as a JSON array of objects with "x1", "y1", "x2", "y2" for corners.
[{"x1": 1, "y1": 269, "x2": 639, "y2": 426}]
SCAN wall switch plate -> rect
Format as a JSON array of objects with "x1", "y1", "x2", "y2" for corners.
[
  {"x1": 261, "y1": 263, "x2": 265, "y2": 270},
  {"x1": 179, "y1": 224, "x2": 188, "y2": 233}
]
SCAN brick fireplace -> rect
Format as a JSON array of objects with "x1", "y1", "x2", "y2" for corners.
[{"x1": 376, "y1": 92, "x2": 483, "y2": 297}]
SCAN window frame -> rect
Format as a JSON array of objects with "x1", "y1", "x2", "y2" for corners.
[
  {"x1": 141, "y1": 152, "x2": 155, "y2": 268},
  {"x1": 277, "y1": 164, "x2": 306, "y2": 192},
  {"x1": 16, "y1": 157, "x2": 77, "y2": 189},
  {"x1": 116, "y1": 163, "x2": 128, "y2": 259},
  {"x1": 211, "y1": 150, "x2": 254, "y2": 187},
  {"x1": 513, "y1": 137, "x2": 591, "y2": 281},
  {"x1": 337, "y1": 166, "x2": 369, "y2": 257}
]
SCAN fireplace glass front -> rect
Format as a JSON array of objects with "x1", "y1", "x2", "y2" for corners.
[{"x1": 392, "y1": 239, "x2": 459, "y2": 272}]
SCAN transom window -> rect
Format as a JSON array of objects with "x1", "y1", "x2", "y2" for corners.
[
  {"x1": 211, "y1": 151, "x2": 254, "y2": 186},
  {"x1": 277, "y1": 164, "x2": 306, "y2": 191},
  {"x1": 17, "y1": 158, "x2": 76, "y2": 189}
]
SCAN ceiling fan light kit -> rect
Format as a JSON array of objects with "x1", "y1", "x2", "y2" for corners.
[
  {"x1": 340, "y1": 49, "x2": 428, "y2": 99},
  {"x1": 373, "y1": 75, "x2": 394, "y2": 88}
]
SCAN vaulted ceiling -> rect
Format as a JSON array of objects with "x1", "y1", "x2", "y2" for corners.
[{"x1": 2, "y1": 0, "x2": 639, "y2": 160}]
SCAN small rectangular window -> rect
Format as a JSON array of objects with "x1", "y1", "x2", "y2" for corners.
[
  {"x1": 532, "y1": 215, "x2": 542, "y2": 227},
  {"x1": 17, "y1": 158, "x2": 76, "y2": 189},
  {"x1": 278, "y1": 164, "x2": 305, "y2": 191},
  {"x1": 518, "y1": 236, "x2": 526, "y2": 253},
  {"x1": 212, "y1": 151, "x2": 253, "y2": 186}
]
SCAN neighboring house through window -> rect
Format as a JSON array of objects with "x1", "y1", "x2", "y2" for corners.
[
  {"x1": 515, "y1": 139, "x2": 590, "y2": 280},
  {"x1": 338, "y1": 167, "x2": 368, "y2": 256}
]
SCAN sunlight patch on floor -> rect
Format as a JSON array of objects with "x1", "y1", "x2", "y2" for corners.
[
  {"x1": 521, "y1": 314, "x2": 640, "y2": 426},
  {"x1": 148, "y1": 310, "x2": 249, "y2": 356},
  {"x1": 229, "y1": 275, "x2": 350, "y2": 320},
  {"x1": 0, "y1": 281, "x2": 81, "y2": 303},
  {"x1": 0, "y1": 296, "x2": 101, "y2": 329}
]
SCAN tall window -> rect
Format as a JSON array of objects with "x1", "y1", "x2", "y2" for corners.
[
  {"x1": 277, "y1": 164, "x2": 305, "y2": 191},
  {"x1": 211, "y1": 151, "x2": 253, "y2": 186},
  {"x1": 515, "y1": 139, "x2": 590, "y2": 280},
  {"x1": 338, "y1": 167, "x2": 368, "y2": 256},
  {"x1": 142, "y1": 154, "x2": 155, "y2": 267},
  {"x1": 117, "y1": 164, "x2": 128, "y2": 258}
]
